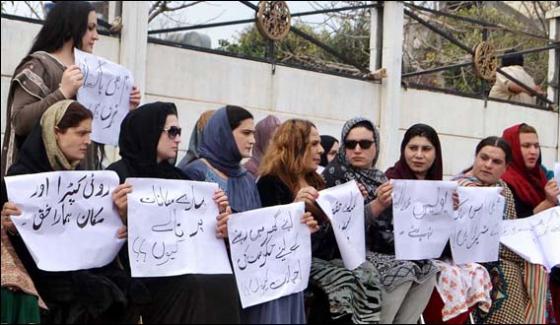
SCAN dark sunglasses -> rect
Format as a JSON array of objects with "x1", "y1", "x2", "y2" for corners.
[
  {"x1": 345, "y1": 139, "x2": 374, "y2": 150},
  {"x1": 162, "y1": 126, "x2": 182, "y2": 139}
]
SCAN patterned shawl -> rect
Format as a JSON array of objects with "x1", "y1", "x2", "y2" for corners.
[
  {"x1": 1, "y1": 51, "x2": 65, "y2": 177},
  {"x1": 1, "y1": 228, "x2": 47, "y2": 309},
  {"x1": 322, "y1": 117, "x2": 386, "y2": 203},
  {"x1": 452, "y1": 173, "x2": 548, "y2": 323}
]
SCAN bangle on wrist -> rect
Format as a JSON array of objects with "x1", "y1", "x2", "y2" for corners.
[{"x1": 59, "y1": 87, "x2": 69, "y2": 99}]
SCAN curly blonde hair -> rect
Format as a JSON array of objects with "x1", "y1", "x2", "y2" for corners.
[{"x1": 259, "y1": 119, "x2": 325, "y2": 195}]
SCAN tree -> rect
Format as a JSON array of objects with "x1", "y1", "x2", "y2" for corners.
[
  {"x1": 218, "y1": 23, "x2": 330, "y2": 60},
  {"x1": 218, "y1": 1, "x2": 557, "y2": 95},
  {"x1": 217, "y1": 8, "x2": 372, "y2": 76},
  {"x1": 404, "y1": 2, "x2": 557, "y2": 94},
  {"x1": 0, "y1": 1, "x2": 205, "y2": 25},
  {"x1": 148, "y1": 1, "x2": 203, "y2": 23},
  {"x1": 1, "y1": 1, "x2": 44, "y2": 19}
]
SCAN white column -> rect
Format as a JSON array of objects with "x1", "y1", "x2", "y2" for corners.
[
  {"x1": 378, "y1": 1, "x2": 404, "y2": 170},
  {"x1": 105, "y1": 2, "x2": 149, "y2": 164},
  {"x1": 546, "y1": 8, "x2": 560, "y2": 162},
  {"x1": 119, "y1": 1, "x2": 149, "y2": 96},
  {"x1": 369, "y1": 1, "x2": 381, "y2": 71},
  {"x1": 546, "y1": 7, "x2": 559, "y2": 108},
  {"x1": 108, "y1": 1, "x2": 120, "y2": 24}
]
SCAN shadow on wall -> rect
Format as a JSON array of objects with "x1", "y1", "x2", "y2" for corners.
[{"x1": 164, "y1": 31, "x2": 212, "y2": 49}]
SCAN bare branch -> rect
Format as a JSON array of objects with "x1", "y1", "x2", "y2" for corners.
[
  {"x1": 24, "y1": 0, "x2": 41, "y2": 19},
  {"x1": 149, "y1": 1, "x2": 164, "y2": 15},
  {"x1": 149, "y1": 1, "x2": 204, "y2": 23},
  {"x1": 166, "y1": 1, "x2": 203, "y2": 12},
  {"x1": 533, "y1": 1, "x2": 549, "y2": 35}
]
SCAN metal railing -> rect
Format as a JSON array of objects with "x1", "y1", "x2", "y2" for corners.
[{"x1": 401, "y1": 2, "x2": 559, "y2": 110}]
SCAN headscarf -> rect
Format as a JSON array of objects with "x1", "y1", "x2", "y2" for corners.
[
  {"x1": 319, "y1": 135, "x2": 338, "y2": 167},
  {"x1": 244, "y1": 115, "x2": 281, "y2": 176},
  {"x1": 8, "y1": 100, "x2": 81, "y2": 175},
  {"x1": 118, "y1": 101, "x2": 185, "y2": 179},
  {"x1": 199, "y1": 107, "x2": 261, "y2": 212},
  {"x1": 176, "y1": 110, "x2": 215, "y2": 170},
  {"x1": 385, "y1": 123, "x2": 443, "y2": 180},
  {"x1": 501, "y1": 124, "x2": 547, "y2": 208},
  {"x1": 322, "y1": 117, "x2": 387, "y2": 203},
  {"x1": 40, "y1": 100, "x2": 81, "y2": 171}
]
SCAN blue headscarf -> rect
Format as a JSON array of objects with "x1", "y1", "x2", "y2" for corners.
[{"x1": 199, "y1": 107, "x2": 261, "y2": 212}]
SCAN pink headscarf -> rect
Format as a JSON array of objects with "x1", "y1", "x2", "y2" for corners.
[{"x1": 244, "y1": 115, "x2": 281, "y2": 176}]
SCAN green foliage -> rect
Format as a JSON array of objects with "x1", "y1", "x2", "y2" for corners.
[
  {"x1": 406, "y1": 3, "x2": 553, "y2": 94},
  {"x1": 218, "y1": 18, "x2": 371, "y2": 70},
  {"x1": 218, "y1": 23, "x2": 334, "y2": 60},
  {"x1": 218, "y1": 2, "x2": 553, "y2": 94}
]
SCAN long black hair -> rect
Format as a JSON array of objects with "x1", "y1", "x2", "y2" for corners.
[
  {"x1": 28, "y1": 1, "x2": 95, "y2": 55},
  {"x1": 226, "y1": 105, "x2": 253, "y2": 130}
]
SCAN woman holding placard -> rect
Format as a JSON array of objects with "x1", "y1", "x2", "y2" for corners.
[
  {"x1": 108, "y1": 102, "x2": 235, "y2": 323},
  {"x1": 500, "y1": 124, "x2": 558, "y2": 323},
  {"x1": 322, "y1": 118, "x2": 437, "y2": 324},
  {"x1": 257, "y1": 119, "x2": 364, "y2": 324},
  {"x1": 384, "y1": 123, "x2": 492, "y2": 324},
  {"x1": 1, "y1": 100, "x2": 132, "y2": 323},
  {"x1": 1, "y1": 1, "x2": 141, "y2": 177},
  {"x1": 184, "y1": 106, "x2": 308, "y2": 323},
  {"x1": 452, "y1": 136, "x2": 549, "y2": 324}
]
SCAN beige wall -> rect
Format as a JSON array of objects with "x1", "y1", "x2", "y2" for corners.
[{"x1": 2, "y1": 17, "x2": 558, "y2": 177}]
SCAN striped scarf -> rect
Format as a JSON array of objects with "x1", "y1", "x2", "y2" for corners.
[
  {"x1": 453, "y1": 174, "x2": 549, "y2": 323},
  {"x1": 310, "y1": 257, "x2": 382, "y2": 323}
]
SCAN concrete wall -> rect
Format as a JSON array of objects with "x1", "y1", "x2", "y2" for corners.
[
  {"x1": 2, "y1": 17, "x2": 559, "y2": 178},
  {"x1": 400, "y1": 88, "x2": 559, "y2": 177},
  {"x1": 143, "y1": 41, "x2": 381, "y2": 160}
]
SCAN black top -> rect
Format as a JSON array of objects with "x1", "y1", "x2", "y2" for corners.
[
  {"x1": 2, "y1": 122, "x2": 135, "y2": 323},
  {"x1": 257, "y1": 174, "x2": 342, "y2": 261},
  {"x1": 106, "y1": 102, "x2": 241, "y2": 324},
  {"x1": 509, "y1": 186, "x2": 535, "y2": 219},
  {"x1": 256, "y1": 174, "x2": 293, "y2": 207},
  {"x1": 106, "y1": 102, "x2": 188, "y2": 276},
  {"x1": 6, "y1": 120, "x2": 52, "y2": 175}
]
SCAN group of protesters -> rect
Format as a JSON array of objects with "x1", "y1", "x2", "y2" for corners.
[{"x1": 1, "y1": 2, "x2": 559, "y2": 324}]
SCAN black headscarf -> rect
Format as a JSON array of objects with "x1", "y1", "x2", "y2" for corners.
[
  {"x1": 7, "y1": 123, "x2": 51, "y2": 176},
  {"x1": 115, "y1": 102, "x2": 185, "y2": 180},
  {"x1": 319, "y1": 135, "x2": 338, "y2": 167}
]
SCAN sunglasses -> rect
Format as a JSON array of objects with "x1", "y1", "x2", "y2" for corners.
[
  {"x1": 345, "y1": 139, "x2": 374, "y2": 150},
  {"x1": 162, "y1": 126, "x2": 182, "y2": 139}
]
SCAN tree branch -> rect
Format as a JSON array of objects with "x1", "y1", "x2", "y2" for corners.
[
  {"x1": 149, "y1": 1, "x2": 204, "y2": 23},
  {"x1": 24, "y1": 0, "x2": 41, "y2": 19}
]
